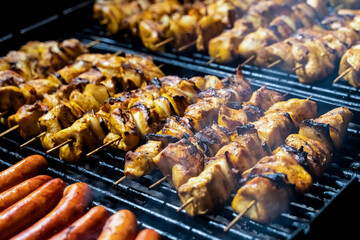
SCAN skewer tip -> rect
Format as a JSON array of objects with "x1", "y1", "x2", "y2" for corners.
[
  {"x1": 114, "y1": 176, "x2": 126, "y2": 185},
  {"x1": 224, "y1": 200, "x2": 255, "y2": 232},
  {"x1": 176, "y1": 197, "x2": 194, "y2": 212},
  {"x1": 0, "y1": 125, "x2": 19, "y2": 138},
  {"x1": 333, "y1": 68, "x2": 351, "y2": 84}
]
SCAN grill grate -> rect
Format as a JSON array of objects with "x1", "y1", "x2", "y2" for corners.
[{"x1": 0, "y1": 1, "x2": 360, "y2": 239}]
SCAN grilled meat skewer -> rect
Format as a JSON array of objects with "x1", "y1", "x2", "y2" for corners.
[{"x1": 231, "y1": 107, "x2": 353, "y2": 224}]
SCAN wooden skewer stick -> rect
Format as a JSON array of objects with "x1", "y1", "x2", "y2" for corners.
[
  {"x1": 114, "y1": 176, "x2": 126, "y2": 185},
  {"x1": 306, "y1": 95, "x2": 312, "y2": 100},
  {"x1": 157, "y1": 63, "x2": 165, "y2": 69},
  {"x1": 206, "y1": 58, "x2": 216, "y2": 65},
  {"x1": 240, "y1": 55, "x2": 255, "y2": 68},
  {"x1": 292, "y1": 65, "x2": 303, "y2": 71},
  {"x1": 176, "y1": 197, "x2": 194, "y2": 212},
  {"x1": 0, "y1": 125, "x2": 19, "y2": 138},
  {"x1": 154, "y1": 37, "x2": 175, "y2": 49},
  {"x1": 0, "y1": 111, "x2": 9, "y2": 117},
  {"x1": 333, "y1": 68, "x2": 351, "y2": 84},
  {"x1": 20, "y1": 131, "x2": 46, "y2": 148},
  {"x1": 46, "y1": 139, "x2": 72, "y2": 154},
  {"x1": 282, "y1": 92, "x2": 289, "y2": 98},
  {"x1": 178, "y1": 40, "x2": 196, "y2": 52},
  {"x1": 224, "y1": 200, "x2": 255, "y2": 232},
  {"x1": 85, "y1": 39, "x2": 101, "y2": 48},
  {"x1": 148, "y1": 175, "x2": 169, "y2": 190},
  {"x1": 112, "y1": 49, "x2": 124, "y2": 56},
  {"x1": 267, "y1": 59, "x2": 282, "y2": 69},
  {"x1": 86, "y1": 136, "x2": 121, "y2": 158}
]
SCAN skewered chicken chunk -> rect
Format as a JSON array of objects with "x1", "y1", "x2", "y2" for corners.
[
  {"x1": 52, "y1": 113, "x2": 106, "y2": 162},
  {"x1": 178, "y1": 155, "x2": 238, "y2": 216},
  {"x1": 299, "y1": 107, "x2": 353, "y2": 152},
  {"x1": 339, "y1": 44, "x2": 360, "y2": 87},
  {"x1": 273, "y1": 134, "x2": 331, "y2": 177},
  {"x1": 38, "y1": 103, "x2": 83, "y2": 150},
  {"x1": 232, "y1": 175, "x2": 292, "y2": 223}
]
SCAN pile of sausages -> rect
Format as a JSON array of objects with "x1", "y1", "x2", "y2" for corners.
[{"x1": 0, "y1": 154, "x2": 161, "y2": 240}]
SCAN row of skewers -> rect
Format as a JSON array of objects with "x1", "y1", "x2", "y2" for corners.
[
  {"x1": 93, "y1": 0, "x2": 360, "y2": 87},
  {"x1": 0, "y1": 154, "x2": 161, "y2": 240},
  {"x1": 0, "y1": 38, "x2": 354, "y2": 230}
]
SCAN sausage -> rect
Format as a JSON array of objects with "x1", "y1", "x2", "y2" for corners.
[
  {"x1": 135, "y1": 229, "x2": 161, "y2": 240},
  {"x1": 0, "y1": 175, "x2": 53, "y2": 212},
  {"x1": 48, "y1": 205, "x2": 109, "y2": 240},
  {"x1": 0, "y1": 178, "x2": 66, "y2": 239},
  {"x1": 11, "y1": 182, "x2": 93, "y2": 240},
  {"x1": 0, "y1": 155, "x2": 48, "y2": 193},
  {"x1": 97, "y1": 209, "x2": 138, "y2": 240}
]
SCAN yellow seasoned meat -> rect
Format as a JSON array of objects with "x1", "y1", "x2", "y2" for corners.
[
  {"x1": 178, "y1": 155, "x2": 237, "y2": 216},
  {"x1": 300, "y1": 107, "x2": 353, "y2": 151},
  {"x1": 7, "y1": 102, "x2": 48, "y2": 139},
  {"x1": 124, "y1": 140, "x2": 162, "y2": 178},
  {"x1": 216, "y1": 128, "x2": 270, "y2": 173},
  {"x1": 265, "y1": 98, "x2": 317, "y2": 127},
  {"x1": 52, "y1": 113, "x2": 106, "y2": 162},
  {"x1": 0, "y1": 85, "x2": 37, "y2": 113},
  {"x1": 253, "y1": 112, "x2": 295, "y2": 150},
  {"x1": 339, "y1": 44, "x2": 360, "y2": 88},
  {"x1": 274, "y1": 134, "x2": 331, "y2": 177},
  {"x1": 38, "y1": 103, "x2": 83, "y2": 150},
  {"x1": 232, "y1": 176, "x2": 292, "y2": 223},
  {"x1": 242, "y1": 154, "x2": 312, "y2": 193},
  {"x1": 196, "y1": 16, "x2": 224, "y2": 52},
  {"x1": 153, "y1": 138, "x2": 205, "y2": 190}
]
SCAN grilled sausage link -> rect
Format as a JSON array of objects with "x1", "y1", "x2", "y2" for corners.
[
  {"x1": 0, "y1": 178, "x2": 66, "y2": 239},
  {"x1": 135, "y1": 229, "x2": 161, "y2": 240},
  {"x1": 0, "y1": 175, "x2": 53, "y2": 212},
  {"x1": 97, "y1": 209, "x2": 138, "y2": 240},
  {"x1": 0, "y1": 155, "x2": 48, "y2": 193},
  {"x1": 48, "y1": 205, "x2": 109, "y2": 240},
  {"x1": 11, "y1": 182, "x2": 93, "y2": 240}
]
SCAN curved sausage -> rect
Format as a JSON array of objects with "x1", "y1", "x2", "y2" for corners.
[
  {"x1": 135, "y1": 229, "x2": 161, "y2": 240},
  {"x1": 0, "y1": 155, "x2": 48, "y2": 193},
  {"x1": 11, "y1": 182, "x2": 93, "y2": 240},
  {"x1": 48, "y1": 205, "x2": 109, "y2": 240},
  {"x1": 0, "y1": 178, "x2": 66, "y2": 239},
  {"x1": 97, "y1": 209, "x2": 138, "y2": 240},
  {"x1": 0, "y1": 175, "x2": 53, "y2": 212}
]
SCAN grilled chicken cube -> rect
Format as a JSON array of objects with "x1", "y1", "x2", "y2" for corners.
[
  {"x1": 339, "y1": 44, "x2": 360, "y2": 88},
  {"x1": 217, "y1": 127, "x2": 270, "y2": 173},
  {"x1": 0, "y1": 85, "x2": 37, "y2": 113},
  {"x1": 242, "y1": 154, "x2": 312, "y2": 193},
  {"x1": 38, "y1": 103, "x2": 82, "y2": 150},
  {"x1": 7, "y1": 101, "x2": 48, "y2": 139},
  {"x1": 232, "y1": 176, "x2": 292, "y2": 223},
  {"x1": 153, "y1": 138, "x2": 205, "y2": 190},
  {"x1": 196, "y1": 16, "x2": 225, "y2": 52},
  {"x1": 299, "y1": 107, "x2": 353, "y2": 152},
  {"x1": 124, "y1": 140, "x2": 162, "y2": 178},
  {"x1": 218, "y1": 105, "x2": 252, "y2": 132},
  {"x1": 208, "y1": 19, "x2": 254, "y2": 63},
  {"x1": 265, "y1": 98, "x2": 317, "y2": 127},
  {"x1": 69, "y1": 84, "x2": 110, "y2": 113},
  {"x1": 184, "y1": 97, "x2": 227, "y2": 132},
  {"x1": 52, "y1": 113, "x2": 106, "y2": 162},
  {"x1": 253, "y1": 112, "x2": 295, "y2": 150},
  {"x1": 104, "y1": 108, "x2": 139, "y2": 151},
  {"x1": 178, "y1": 155, "x2": 237, "y2": 216},
  {"x1": 193, "y1": 123, "x2": 230, "y2": 157},
  {"x1": 244, "y1": 86, "x2": 284, "y2": 112},
  {"x1": 274, "y1": 134, "x2": 331, "y2": 177},
  {"x1": 0, "y1": 70, "x2": 25, "y2": 87}
]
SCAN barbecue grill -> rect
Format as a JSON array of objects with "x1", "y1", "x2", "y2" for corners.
[{"x1": 1, "y1": 0, "x2": 360, "y2": 239}]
